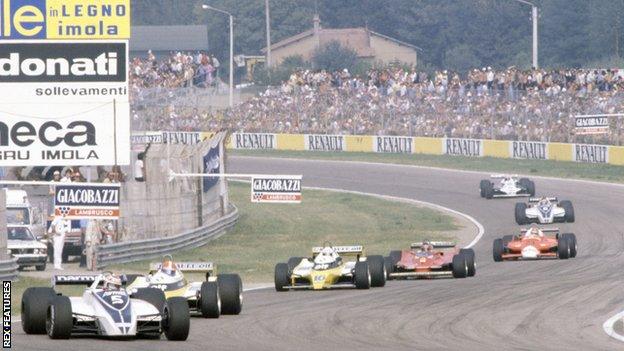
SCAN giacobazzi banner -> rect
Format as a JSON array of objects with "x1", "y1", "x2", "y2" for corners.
[
  {"x1": 0, "y1": 40, "x2": 130, "y2": 166},
  {"x1": 54, "y1": 183, "x2": 120, "y2": 219}
]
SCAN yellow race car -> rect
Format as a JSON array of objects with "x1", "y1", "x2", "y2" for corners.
[
  {"x1": 126, "y1": 255, "x2": 242, "y2": 318},
  {"x1": 274, "y1": 244, "x2": 386, "y2": 291}
]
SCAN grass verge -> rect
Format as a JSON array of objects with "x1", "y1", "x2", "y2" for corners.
[
  {"x1": 110, "y1": 182, "x2": 459, "y2": 283},
  {"x1": 231, "y1": 149, "x2": 624, "y2": 184}
]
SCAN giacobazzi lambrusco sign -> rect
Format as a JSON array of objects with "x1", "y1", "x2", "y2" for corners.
[
  {"x1": 54, "y1": 183, "x2": 120, "y2": 219},
  {"x1": 251, "y1": 175, "x2": 302, "y2": 203},
  {"x1": 0, "y1": 40, "x2": 130, "y2": 166}
]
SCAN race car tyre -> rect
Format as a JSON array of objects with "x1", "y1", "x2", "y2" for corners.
[
  {"x1": 274, "y1": 263, "x2": 290, "y2": 292},
  {"x1": 217, "y1": 274, "x2": 243, "y2": 315},
  {"x1": 22, "y1": 287, "x2": 56, "y2": 334},
  {"x1": 560, "y1": 200, "x2": 575, "y2": 222},
  {"x1": 163, "y1": 297, "x2": 190, "y2": 341},
  {"x1": 459, "y1": 248, "x2": 476, "y2": 277},
  {"x1": 354, "y1": 261, "x2": 371, "y2": 289},
  {"x1": 557, "y1": 237, "x2": 571, "y2": 259},
  {"x1": 483, "y1": 181, "x2": 494, "y2": 199},
  {"x1": 528, "y1": 180, "x2": 536, "y2": 196},
  {"x1": 389, "y1": 250, "x2": 402, "y2": 266},
  {"x1": 199, "y1": 281, "x2": 220, "y2": 318},
  {"x1": 493, "y1": 239, "x2": 504, "y2": 262},
  {"x1": 479, "y1": 179, "x2": 489, "y2": 197},
  {"x1": 384, "y1": 256, "x2": 394, "y2": 277},
  {"x1": 452, "y1": 254, "x2": 468, "y2": 278},
  {"x1": 367, "y1": 255, "x2": 386, "y2": 287},
  {"x1": 36, "y1": 263, "x2": 46, "y2": 271},
  {"x1": 515, "y1": 203, "x2": 528, "y2": 225},
  {"x1": 562, "y1": 233, "x2": 577, "y2": 258},
  {"x1": 132, "y1": 288, "x2": 167, "y2": 314},
  {"x1": 287, "y1": 257, "x2": 304, "y2": 271},
  {"x1": 46, "y1": 296, "x2": 72, "y2": 339}
]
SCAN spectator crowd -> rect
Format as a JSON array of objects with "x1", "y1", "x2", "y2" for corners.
[{"x1": 128, "y1": 53, "x2": 624, "y2": 145}]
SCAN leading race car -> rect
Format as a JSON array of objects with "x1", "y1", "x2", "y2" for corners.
[
  {"x1": 125, "y1": 256, "x2": 242, "y2": 318},
  {"x1": 384, "y1": 241, "x2": 475, "y2": 279},
  {"x1": 515, "y1": 197, "x2": 575, "y2": 224},
  {"x1": 21, "y1": 272, "x2": 189, "y2": 340},
  {"x1": 492, "y1": 226, "x2": 577, "y2": 261},
  {"x1": 274, "y1": 244, "x2": 386, "y2": 291},
  {"x1": 480, "y1": 174, "x2": 535, "y2": 199}
]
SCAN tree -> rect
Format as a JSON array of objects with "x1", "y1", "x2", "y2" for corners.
[
  {"x1": 311, "y1": 41, "x2": 359, "y2": 71},
  {"x1": 445, "y1": 44, "x2": 482, "y2": 73}
]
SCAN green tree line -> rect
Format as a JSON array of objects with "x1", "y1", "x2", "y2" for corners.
[{"x1": 131, "y1": 0, "x2": 624, "y2": 70}]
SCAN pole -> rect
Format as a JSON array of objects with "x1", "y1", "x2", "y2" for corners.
[
  {"x1": 113, "y1": 99, "x2": 118, "y2": 166},
  {"x1": 532, "y1": 5, "x2": 538, "y2": 69},
  {"x1": 229, "y1": 14, "x2": 234, "y2": 108},
  {"x1": 265, "y1": 0, "x2": 271, "y2": 68}
]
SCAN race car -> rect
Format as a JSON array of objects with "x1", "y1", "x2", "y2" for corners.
[
  {"x1": 274, "y1": 244, "x2": 385, "y2": 291},
  {"x1": 479, "y1": 174, "x2": 535, "y2": 199},
  {"x1": 492, "y1": 226, "x2": 577, "y2": 261},
  {"x1": 125, "y1": 256, "x2": 242, "y2": 318},
  {"x1": 21, "y1": 272, "x2": 189, "y2": 340},
  {"x1": 515, "y1": 197, "x2": 575, "y2": 224},
  {"x1": 384, "y1": 241, "x2": 475, "y2": 279}
]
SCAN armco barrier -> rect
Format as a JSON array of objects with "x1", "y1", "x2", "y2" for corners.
[
  {"x1": 0, "y1": 258, "x2": 19, "y2": 281},
  {"x1": 95, "y1": 205, "x2": 239, "y2": 269}
]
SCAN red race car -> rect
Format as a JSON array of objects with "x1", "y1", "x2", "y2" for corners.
[
  {"x1": 384, "y1": 241, "x2": 476, "y2": 279},
  {"x1": 492, "y1": 226, "x2": 577, "y2": 261}
]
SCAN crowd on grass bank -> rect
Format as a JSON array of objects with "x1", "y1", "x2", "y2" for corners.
[{"x1": 129, "y1": 56, "x2": 624, "y2": 145}]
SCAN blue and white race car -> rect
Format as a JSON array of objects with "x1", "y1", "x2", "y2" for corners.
[
  {"x1": 515, "y1": 197, "x2": 575, "y2": 224},
  {"x1": 21, "y1": 272, "x2": 190, "y2": 340}
]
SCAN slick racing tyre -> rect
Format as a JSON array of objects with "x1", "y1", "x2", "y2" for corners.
[
  {"x1": 22, "y1": 287, "x2": 56, "y2": 334},
  {"x1": 561, "y1": 233, "x2": 577, "y2": 258},
  {"x1": 452, "y1": 253, "x2": 468, "y2": 278},
  {"x1": 163, "y1": 297, "x2": 190, "y2": 341},
  {"x1": 274, "y1": 263, "x2": 290, "y2": 292},
  {"x1": 483, "y1": 181, "x2": 494, "y2": 199},
  {"x1": 217, "y1": 274, "x2": 243, "y2": 315},
  {"x1": 459, "y1": 248, "x2": 476, "y2": 277},
  {"x1": 557, "y1": 237, "x2": 571, "y2": 259},
  {"x1": 493, "y1": 238, "x2": 505, "y2": 262},
  {"x1": 46, "y1": 296, "x2": 72, "y2": 339},
  {"x1": 132, "y1": 288, "x2": 167, "y2": 314},
  {"x1": 479, "y1": 180, "x2": 490, "y2": 198},
  {"x1": 515, "y1": 202, "x2": 528, "y2": 225},
  {"x1": 367, "y1": 255, "x2": 386, "y2": 287},
  {"x1": 199, "y1": 281, "x2": 220, "y2": 318},
  {"x1": 354, "y1": 261, "x2": 371, "y2": 289},
  {"x1": 560, "y1": 200, "x2": 575, "y2": 222}
]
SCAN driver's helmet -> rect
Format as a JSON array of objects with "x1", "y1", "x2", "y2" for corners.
[
  {"x1": 315, "y1": 246, "x2": 337, "y2": 264},
  {"x1": 102, "y1": 272, "x2": 122, "y2": 290},
  {"x1": 421, "y1": 241, "x2": 433, "y2": 252},
  {"x1": 160, "y1": 256, "x2": 178, "y2": 277},
  {"x1": 526, "y1": 224, "x2": 542, "y2": 238},
  {"x1": 538, "y1": 197, "x2": 550, "y2": 206}
]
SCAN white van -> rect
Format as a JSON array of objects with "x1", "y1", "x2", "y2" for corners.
[{"x1": 4, "y1": 189, "x2": 45, "y2": 239}]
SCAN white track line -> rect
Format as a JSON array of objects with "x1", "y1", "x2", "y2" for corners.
[{"x1": 603, "y1": 311, "x2": 624, "y2": 342}]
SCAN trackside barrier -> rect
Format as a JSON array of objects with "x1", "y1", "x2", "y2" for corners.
[
  {"x1": 0, "y1": 258, "x2": 19, "y2": 281},
  {"x1": 95, "y1": 205, "x2": 239, "y2": 269}
]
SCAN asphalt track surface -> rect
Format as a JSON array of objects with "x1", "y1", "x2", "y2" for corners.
[{"x1": 14, "y1": 156, "x2": 624, "y2": 350}]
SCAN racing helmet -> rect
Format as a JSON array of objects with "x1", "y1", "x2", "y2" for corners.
[
  {"x1": 315, "y1": 246, "x2": 336, "y2": 264},
  {"x1": 102, "y1": 272, "x2": 122, "y2": 290},
  {"x1": 160, "y1": 256, "x2": 178, "y2": 276},
  {"x1": 421, "y1": 240, "x2": 433, "y2": 252},
  {"x1": 528, "y1": 224, "x2": 541, "y2": 237}
]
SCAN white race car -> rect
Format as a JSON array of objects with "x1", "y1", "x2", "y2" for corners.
[
  {"x1": 21, "y1": 273, "x2": 189, "y2": 340},
  {"x1": 515, "y1": 197, "x2": 575, "y2": 224},
  {"x1": 480, "y1": 174, "x2": 535, "y2": 199}
]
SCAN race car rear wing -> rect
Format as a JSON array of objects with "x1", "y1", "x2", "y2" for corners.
[
  {"x1": 490, "y1": 174, "x2": 519, "y2": 179},
  {"x1": 410, "y1": 241, "x2": 456, "y2": 249},
  {"x1": 149, "y1": 262, "x2": 214, "y2": 273},
  {"x1": 520, "y1": 228, "x2": 559, "y2": 234},
  {"x1": 311, "y1": 245, "x2": 363, "y2": 257},
  {"x1": 528, "y1": 197, "x2": 557, "y2": 203}
]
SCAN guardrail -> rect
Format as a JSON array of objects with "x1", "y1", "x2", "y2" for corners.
[
  {"x1": 0, "y1": 257, "x2": 19, "y2": 281},
  {"x1": 95, "y1": 205, "x2": 239, "y2": 269}
]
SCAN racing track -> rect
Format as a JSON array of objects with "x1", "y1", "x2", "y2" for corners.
[{"x1": 14, "y1": 156, "x2": 624, "y2": 350}]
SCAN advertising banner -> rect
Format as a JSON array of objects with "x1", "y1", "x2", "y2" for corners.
[
  {"x1": 373, "y1": 136, "x2": 414, "y2": 153},
  {"x1": 305, "y1": 134, "x2": 345, "y2": 152},
  {"x1": 54, "y1": 183, "x2": 120, "y2": 219},
  {"x1": 251, "y1": 176, "x2": 302, "y2": 203},
  {"x1": 573, "y1": 143, "x2": 608, "y2": 163},
  {"x1": 230, "y1": 133, "x2": 276, "y2": 149},
  {"x1": 574, "y1": 116, "x2": 610, "y2": 135},
  {"x1": 0, "y1": 0, "x2": 130, "y2": 40},
  {"x1": 443, "y1": 138, "x2": 483, "y2": 157},
  {"x1": 510, "y1": 141, "x2": 548, "y2": 160},
  {"x1": 0, "y1": 40, "x2": 130, "y2": 166}
]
